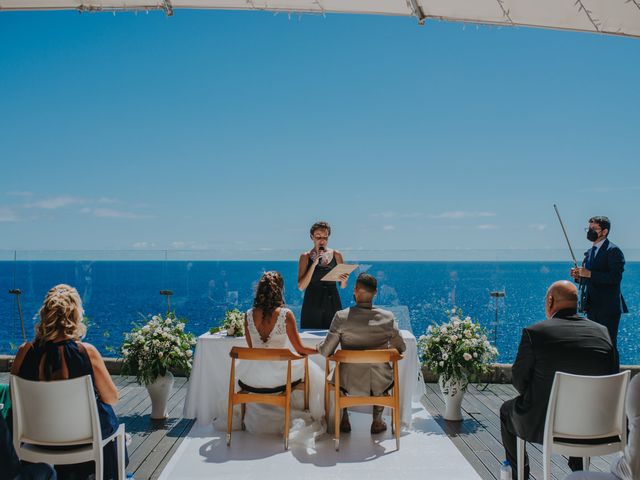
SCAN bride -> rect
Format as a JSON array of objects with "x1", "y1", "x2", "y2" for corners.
[{"x1": 232, "y1": 271, "x2": 327, "y2": 441}]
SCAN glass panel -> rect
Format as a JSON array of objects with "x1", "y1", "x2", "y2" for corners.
[{"x1": 1, "y1": 248, "x2": 637, "y2": 366}]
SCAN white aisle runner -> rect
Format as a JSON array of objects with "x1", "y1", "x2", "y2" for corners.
[{"x1": 159, "y1": 403, "x2": 480, "y2": 480}]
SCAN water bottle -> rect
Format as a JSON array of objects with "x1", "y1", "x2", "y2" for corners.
[{"x1": 500, "y1": 460, "x2": 512, "y2": 480}]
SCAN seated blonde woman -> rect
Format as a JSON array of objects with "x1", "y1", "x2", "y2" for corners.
[
  {"x1": 564, "y1": 373, "x2": 640, "y2": 480},
  {"x1": 11, "y1": 284, "x2": 127, "y2": 480}
]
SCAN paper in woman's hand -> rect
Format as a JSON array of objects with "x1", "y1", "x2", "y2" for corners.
[{"x1": 320, "y1": 263, "x2": 358, "y2": 282}]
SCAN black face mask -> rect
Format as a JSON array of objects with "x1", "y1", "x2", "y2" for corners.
[{"x1": 586, "y1": 228, "x2": 599, "y2": 242}]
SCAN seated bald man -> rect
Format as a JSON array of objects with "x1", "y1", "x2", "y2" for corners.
[{"x1": 500, "y1": 280, "x2": 617, "y2": 479}]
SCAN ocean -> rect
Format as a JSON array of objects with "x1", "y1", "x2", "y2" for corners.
[{"x1": 1, "y1": 261, "x2": 638, "y2": 364}]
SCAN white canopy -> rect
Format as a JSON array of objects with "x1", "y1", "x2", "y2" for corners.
[{"x1": 1, "y1": 0, "x2": 639, "y2": 38}]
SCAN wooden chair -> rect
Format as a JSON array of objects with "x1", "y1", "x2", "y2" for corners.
[
  {"x1": 227, "y1": 346, "x2": 309, "y2": 450},
  {"x1": 324, "y1": 349, "x2": 403, "y2": 451}
]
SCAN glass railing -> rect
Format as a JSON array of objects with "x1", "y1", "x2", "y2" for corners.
[{"x1": 1, "y1": 249, "x2": 638, "y2": 365}]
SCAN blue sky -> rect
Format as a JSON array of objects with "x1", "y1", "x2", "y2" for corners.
[{"x1": 1, "y1": 10, "x2": 639, "y2": 257}]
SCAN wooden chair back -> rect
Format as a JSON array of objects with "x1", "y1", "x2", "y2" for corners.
[
  {"x1": 227, "y1": 346, "x2": 309, "y2": 450},
  {"x1": 324, "y1": 348, "x2": 403, "y2": 451}
]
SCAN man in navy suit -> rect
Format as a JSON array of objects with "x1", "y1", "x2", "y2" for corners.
[{"x1": 571, "y1": 216, "x2": 628, "y2": 358}]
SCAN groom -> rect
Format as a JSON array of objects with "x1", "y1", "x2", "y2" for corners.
[{"x1": 317, "y1": 273, "x2": 406, "y2": 434}]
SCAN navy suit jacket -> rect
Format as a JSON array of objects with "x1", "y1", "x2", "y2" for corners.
[{"x1": 581, "y1": 239, "x2": 628, "y2": 316}]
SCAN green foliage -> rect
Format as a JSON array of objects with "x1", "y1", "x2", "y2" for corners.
[
  {"x1": 210, "y1": 309, "x2": 245, "y2": 337},
  {"x1": 418, "y1": 307, "x2": 498, "y2": 383},
  {"x1": 120, "y1": 312, "x2": 196, "y2": 386}
]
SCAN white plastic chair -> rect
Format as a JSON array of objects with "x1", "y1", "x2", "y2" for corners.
[
  {"x1": 516, "y1": 371, "x2": 629, "y2": 480},
  {"x1": 11, "y1": 374, "x2": 126, "y2": 480}
]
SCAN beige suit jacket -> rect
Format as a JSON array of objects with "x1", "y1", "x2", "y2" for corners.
[{"x1": 317, "y1": 302, "x2": 406, "y2": 396}]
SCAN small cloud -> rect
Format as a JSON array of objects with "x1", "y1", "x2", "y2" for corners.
[
  {"x1": 132, "y1": 242, "x2": 156, "y2": 249},
  {"x1": 371, "y1": 211, "x2": 423, "y2": 219},
  {"x1": 0, "y1": 207, "x2": 18, "y2": 222},
  {"x1": 171, "y1": 241, "x2": 192, "y2": 249},
  {"x1": 383, "y1": 225, "x2": 396, "y2": 231},
  {"x1": 529, "y1": 224, "x2": 547, "y2": 231},
  {"x1": 7, "y1": 191, "x2": 33, "y2": 197},
  {"x1": 98, "y1": 197, "x2": 119, "y2": 204},
  {"x1": 476, "y1": 224, "x2": 498, "y2": 230},
  {"x1": 370, "y1": 211, "x2": 397, "y2": 219},
  {"x1": 430, "y1": 211, "x2": 496, "y2": 219},
  {"x1": 82, "y1": 208, "x2": 151, "y2": 219},
  {"x1": 26, "y1": 196, "x2": 85, "y2": 209}
]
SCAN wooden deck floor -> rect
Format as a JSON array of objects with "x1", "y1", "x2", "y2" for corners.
[{"x1": 1, "y1": 373, "x2": 617, "y2": 480}]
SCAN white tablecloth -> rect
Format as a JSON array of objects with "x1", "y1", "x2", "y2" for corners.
[{"x1": 183, "y1": 330, "x2": 419, "y2": 427}]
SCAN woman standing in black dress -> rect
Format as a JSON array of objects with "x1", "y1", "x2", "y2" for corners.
[{"x1": 298, "y1": 221, "x2": 349, "y2": 329}]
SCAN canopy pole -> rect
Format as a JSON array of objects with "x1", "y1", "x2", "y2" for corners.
[
  {"x1": 161, "y1": 0, "x2": 173, "y2": 16},
  {"x1": 406, "y1": 0, "x2": 426, "y2": 25}
]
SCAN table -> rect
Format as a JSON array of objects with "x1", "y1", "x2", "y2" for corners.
[{"x1": 183, "y1": 330, "x2": 419, "y2": 427}]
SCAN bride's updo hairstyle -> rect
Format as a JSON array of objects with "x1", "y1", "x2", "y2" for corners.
[
  {"x1": 36, "y1": 284, "x2": 86, "y2": 345},
  {"x1": 253, "y1": 271, "x2": 285, "y2": 320}
]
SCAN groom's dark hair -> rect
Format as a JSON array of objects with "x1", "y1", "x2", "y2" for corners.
[{"x1": 356, "y1": 273, "x2": 377, "y2": 293}]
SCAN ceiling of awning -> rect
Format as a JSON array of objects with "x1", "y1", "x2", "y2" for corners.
[{"x1": 1, "y1": 0, "x2": 639, "y2": 39}]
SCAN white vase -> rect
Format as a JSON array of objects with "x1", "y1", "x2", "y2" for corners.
[
  {"x1": 438, "y1": 375, "x2": 468, "y2": 421},
  {"x1": 147, "y1": 371, "x2": 174, "y2": 419}
]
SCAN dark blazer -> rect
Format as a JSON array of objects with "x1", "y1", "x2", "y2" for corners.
[
  {"x1": 509, "y1": 309, "x2": 616, "y2": 443},
  {"x1": 582, "y1": 239, "x2": 628, "y2": 316}
]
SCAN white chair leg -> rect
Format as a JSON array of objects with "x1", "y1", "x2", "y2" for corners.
[
  {"x1": 517, "y1": 437, "x2": 525, "y2": 480},
  {"x1": 95, "y1": 448, "x2": 104, "y2": 480},
  {"x1": 583, "y1": 457, "x2": 590, "y2": 471},
  {"x1": 117, "y1": 430, "x2": 126, "y2": 480},
  {"x1": 542, "y1": 445, "x2": 552, "y2": 480}
]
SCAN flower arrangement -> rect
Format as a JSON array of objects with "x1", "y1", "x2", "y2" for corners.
[
  {"x1": 121, "y1": 313, "x2": 196, "y2": 386},
  {"x1": 418, "y1": 307, "x2": 498, "y2": 384},
  {"x1": 209, "y1": 308, "x2": 246, "y2": 337}
]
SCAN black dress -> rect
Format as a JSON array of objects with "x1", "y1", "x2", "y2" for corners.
[
  {"x1": 17, "y1": 340, "x2": 126, "y2": 480},
  {"x1": 300, "y1": 254, "x2": 342, "y2": 329}
]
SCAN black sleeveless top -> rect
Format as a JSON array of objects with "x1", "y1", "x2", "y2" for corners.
[
  {"x1": 18, "y1": 340, "x2": 93, "y2": 381},
  {"x1": 300, "y1": 253, "x2": 342, "y2": 329}
]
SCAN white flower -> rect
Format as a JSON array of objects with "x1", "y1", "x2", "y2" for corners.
[
  {"x1": 484, "y1": 341, "x2": 491, "y2": 348},
  {"x1": 463, "y1": 353, "x2": 472, "y2": 361},
  {"x1": 450, "y1": 335, "x2": 458, "y2": 343},
  {"x1": 427, "y1": 326, "x2": 433, "y2": 333},
  {"x1": 177, "y1": 323, "x2": 185, "y2": 331},
  {"x1": 228, "y1": 326, "x2": 236, "y2": 336},
  {"x1": 453, "y1": 320, "x2": 461, "y2": 328},
  {"x1": 440, "y1": 326, "x2": 448, "y2": 334},
  {"x1": 439, "y1": 361, "x2": 444, "y2": 367},
  {"x1": 442, "y1": 353, "x2": 449, "y2": 360},
  {"x1": 186, "y1": 350, "x2": 193, "y2": 358},
  {"x1": 473, "y1": 352, "x2": 478, "y2": 358},
  {"x1": 464, "y1": 330, "x2": 472, "y2": 338},
  {"x1": 158, "y1": 351, "x2": 164, "y2": 358}
]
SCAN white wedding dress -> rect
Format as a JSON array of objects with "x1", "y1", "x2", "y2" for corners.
[{"x1": 215, "y1": 307, "x2": 327, "y2": 447}]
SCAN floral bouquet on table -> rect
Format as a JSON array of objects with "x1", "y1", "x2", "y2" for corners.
[
  {"x1": 121, "y1": 312, "x2": 196, "y2": 386},
  {"x1": 209, "y1": 308, "x2": 246, "y2": 337},
  {"x1": 418, "y1": 307, "x2": 498, "y2": 391}
]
